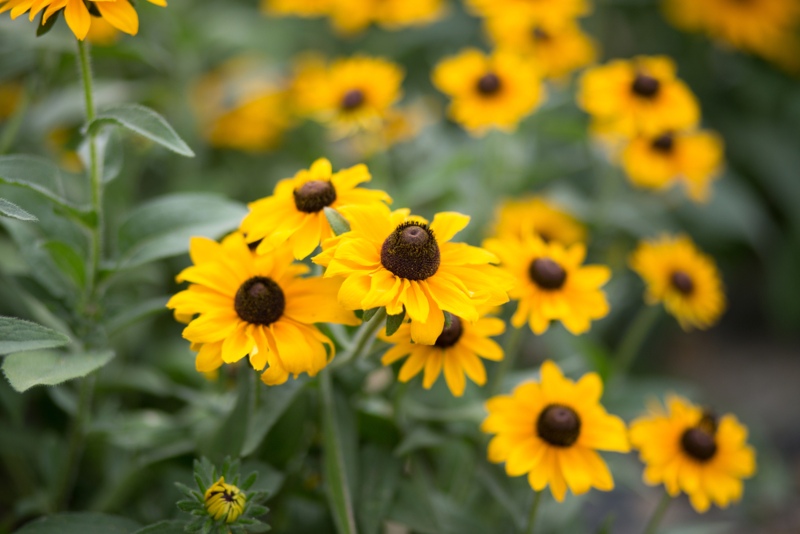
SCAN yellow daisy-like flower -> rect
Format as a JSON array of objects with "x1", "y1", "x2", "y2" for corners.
[
  {"x1": 239, "y1": 158, "x2": 391, "y2": 260},
  {"x1": 578, "y1": 56, "x2": 700, "y2": 137},
  {"x1": 484, "y1": 233, "x2": 610, "y2": 335},
  {"x1": 485, "y1": 13, "x2": 598, "y2": 80},
  {"x1": 292, "y1": 56, "x2": 404, "y2": 136},
  {"x1": 621, "y1": 129, "x2": 724, "y2": 202},
  {"x1": 166, "y1": 233, "x2": 359, "y2": 385},
  {"x1": 313, "y1": 203, "x2": 514, "y2": 345},
  {"x1": 0, "y1": 0, "x2": 166, "y2": 41},
  {"x1": 379, "y1": 310, "x2": 505, "y2": 397},
  {"x1": 629, "y1": 235, "x2": 725, "y2": 330},
  {"x1": 493, "y1": 196, "x2": 586, "y2": 245},
  {"x1": 262, "y1": 0, "x2": 331, "y2": 17},
  {"x1": 432, "y1": 48, "x2": 544, "y2": 136},
  {"x1": 482, "y1": 360, "x2": 629, "y2": 502},
  {"x1": 630, "y1": 395, "x2": 756, "y2": 513},
  {"x1": 466, "y1": 0, "x2": 589, "y2": 21},
  {"x1": 204, "y1": 477, "x2": 247, "y2": 523},
  {"x1": 328, "y1": 0, "x2": 445, "y2": 35}
]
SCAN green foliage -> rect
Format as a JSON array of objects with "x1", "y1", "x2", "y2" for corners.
[
  {"x1": 2, "y1": 349, "x2": 114, "y2": 392},
  {"x1": 0, "y1": 198, "x2": 37, "y2": 221},
  {"x1": 0, "y1": 316, "x2": 70, "y2": 355},
  {"x1": 86, "y1": 104, "x2": 195, "y2": 158}
]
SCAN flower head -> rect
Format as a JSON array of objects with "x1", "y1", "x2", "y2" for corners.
[
  {"x1": 629, "y1": 235, "x2": 725, "y2": 330},
  {"x1": 262, "y1": 0, "x2": 331, "y2": 17},
  {"x1": 205, "y1": 477, "x2": 246, "y2": 523},
  {"x1": 630, "y1": 395, "x2": 756, "y2": 512},
  {"x1": 328, "y1": 0, "x2": 445, "y2": 35},
  {"x1": 465, "y1": 0, "x2": 589, "y2": 21},
  {"x1": 482, "y1": 360, "x2": 629, "y2": 502},
  {"x1": 492, "y1": 196, "x2": 586, "y2": 245}
]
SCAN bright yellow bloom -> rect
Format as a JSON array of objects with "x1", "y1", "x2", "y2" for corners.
[
  {"x1": 482, "y1": 360, "x2": 629, "y2": 502},
  {"x1": 485, "y1": 13, "x2": 597, "y2": 80},
  {"x1": 204, "y1": 477, "x2": 246, "y2": 523},
  {"x1": 432, "y1": 48, "x2": 544, "y2": 136},
  {"x1": 379, "y1": 310, "x2": 505, "y2": 397},
  {"x1": 629, "y1": 235, "x2": 725, "y2": 330},
  {"x1": 492, "y1": 196, "x2": 586, "y2": 245},
  {"x1": 292, "y1": 55, "x2": 404, "y2": 137},
  {"x1": 240, "y1": 158, "x2": 391, "y2": 260},
  {"x1": 0, "y1": 82, "x2": 23, "y2": 121},
  {"x1": 328, "y1": 0, "x2": 445, "y2": 35},
  {"x1": 578, "y1": 56, "x2": 700, "y2": 137},
  {"x1": 167, "y1": 233, "x2": 359, "y2": 385},
  {"x1": 0, "y1": 0, "x2": 166, "y2": 41},
  {"x1": 630, "y1": 395, "x2": 756, "y2": 513},
  {"x1": 262, "y1": 0, "x2": 331, "y2": 17},
  {"x1": 466, "y1": 0, "x2": 589, "y2": 21},
  {"x1": 314, "y1": 204, "x2": 514, "y2": 345},
  {"x1": 484, "y1": 233, "x2": 610, "y2": 335}
]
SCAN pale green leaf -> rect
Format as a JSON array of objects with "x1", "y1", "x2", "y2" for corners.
[
  {"x1": 42, "y1": 241, "x2": 86, "y2": 289},
  {"x1": 0, "y1": 198, "x2": 37, "y2": 221},
  {"x1": 2, "y1": 349, "x2": 114, "y2": 392},
  {"x1": 0, "y1": 316, "x2": 70, "y2": 355},
  {"x1": 88, "y1": 104, "x2": 194, "y2": 157}
]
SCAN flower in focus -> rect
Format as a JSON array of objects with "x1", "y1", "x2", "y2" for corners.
[
  {"x1": 262, "y1": 0, "x2": 331, "y2": 17},
  {"x1": 466, "y1": 0, "x2": 589, "y2": 21},
  {"x1": 240, "y1": 158, "x2": 391, "y2": 260},
  {"x1": 485, "y1": 233, "x2": 610, "y2": 335},
  {"x1": 314, "y1": 204, "x2": 514, "y2": 345},
  {"x1": 432, "y1": 48, "x2": 544, "y2": 136},
  {"x1": 379, "y1": 309, "x2": 505, "y2": 396},
  {"x1": 578, "y1": 56, "x2": 700, "y2": 137},
  {"x1": 205, "y1": 477, "x2": 246, "y2": 523},
  {"x1": 166, "y1": 233, "x2": 359, "y2": 385},
  {"x1": 492, "y1": 196, "x2": 586, "y2": 245},
  {"x1": 328, "y1": 0, "x2": 446, "y2": 35},
  {"x1": 629, "y1": 235, "x2": 725, "y2": 330},
  {"x1": 482, "y1": 360, "x2": 629, "y2": 502},
  {"x1": 630, "y1": 395, "x2": 756, "y2": 512},
  {"x1": 0, "y1": 0, "x2": 166, "y2": 40}
]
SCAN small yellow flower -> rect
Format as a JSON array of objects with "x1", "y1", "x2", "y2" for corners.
[
  {"x1": 240, "y1": 158, "x2": 391, "y2": 260},
  {"x1": 465, "y1": 0, "x2": 589, "y2": 21},
  {"x1": 379, "y1": 310, "x2": 505, "y2": 397},
  {"x1": 482, "y1": 360, "x2": 629, "y2": 502},
  {"x1": 578, "y1": 56, "x2": 700, "y2": 137},
  {"x1": 328, "y1": 0, "x2": 446, "y2": 35},
  {"x1": 630, "y1": 395, "x2": 756, "y2": 513},
  {"x1": 629, "y1": 235, "x2": 725, "y2": 330},
  {"x1": 262, "y1": 0, "x2": 331, "y2": 17},
  {"x1": 432, "y1": 48, "x2": 544, "y2": 136},
  {"x1": 204, "y1": 477, "x2": 247, "y2": 523},
  {"x1": 484, "y1": 233, "x2": 611, "y2": 335},
  {"x1": 492, "y1": 196, "x2": 586, "y2": 245}
]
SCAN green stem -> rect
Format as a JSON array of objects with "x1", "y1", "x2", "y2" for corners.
[
  {"x1": 613, "y1": 305, "x2": 661, "y2": 377},
  {"x1": 523, "y1": 491, "x2": 542, "y2": 534},
  {"x1": 53, "y1": 374, "x2": 95, "y2": 511},
  {"x1": 642, "y1": 493, "x2": 672, "y2": 534},
  {"x1": 330, "y1": 308, "x2": 387, "y2": 369},
  {"x1": 490, "y1": 326, "x2": 523, "y2": 395}
]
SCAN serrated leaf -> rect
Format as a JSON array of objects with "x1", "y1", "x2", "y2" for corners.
[
  {"x1": 87, "y1": 104, "x2": 194, "y2": 157},
  {"x1": 2, "y1": 349, "x2": 114, "y2": 392},
  {"x1": 323, "y1": 207, "x2": 351, "y2": 236},
  {"x1": 42, "y1": 241, "x2": 86, "y2": 289},
  {"x1": 385, "y1": 309, "x2": 405, "y2": 337},
  {"x1": 0, "y1": 316, "x2": 70, "y2": 355},
  {"x1": 14, "y1": 512, "x2": 140, "y2": 533},
  {"x1": 0, "y1": 198, "x2": 37, "y2": 221}
]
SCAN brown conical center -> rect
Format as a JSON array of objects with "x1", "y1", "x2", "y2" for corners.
[
  {"x1": 341, "y1": 89, "x2": 365, "y2": 110},
  {"x1": 670, "y1": 270, "x2": 694, "y2": 295},
  {"x1": 234, "y1": 276, "x2": 285, "y2": 325},
  {"x1": 293, "y1": 180, "x2": 337, "y2": 213},
  {"x1": 537, "y1": 404, "x2": 581, "y2": 447},
  {"x1": 651, "y1": 132, "x2": 675, "y2": 153},
  {"x1": 435, "y1": 316, "x2": 463, "y2": 348},
  {"x1": 532, "y1": 26, "x2": 551, "y2": 42},
  {"x1": 476, "y1": 73, "x2": 502, "y2": 95},
  {"x1": 380, "y1": 223, "x2": 441, "y2": 280},
  {"x1": 528, "y1": 258, "x2": 567, "y2": 290},
  {"x1": 631, "y1": 73, "x2": 660, "y2": 98}
]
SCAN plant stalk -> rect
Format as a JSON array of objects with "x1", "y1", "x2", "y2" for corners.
[
  {"x1": 642, "y1": 492, "x2": 672, "y2": 534},
  {"x1": 330, "y1": 307, "x2": 387, "y2": 369},
  {"x1": 523, "y1": 491, "x2": 542, "y2": 534},
  {"x1": 613, "y1": 305, "x2": 661, "y2": 377},
  {"x1": 53, "y1": 374, "x2": 95, "y2": 511}
]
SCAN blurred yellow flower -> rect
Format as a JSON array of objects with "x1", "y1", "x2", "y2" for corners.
[
  {"x1": 328, "y1": 0, "x2": 446, "y2": 35},
  {"x1": 85, "y1": 16, "x2": 120, "y2": 45},
  {"x1": 0, "y1": 82, "x2": 23, "y2": 121},
  {"x1": 621, "y1": 129, "x2": 724, "y2": 202},
  {"x1": 466, "y1": 0, "x2": 589, "y2": 21},
  {"x1": 204, "y1": 477, "x2": 246, "y2": 523},
  {"x1": 482, "y1": 360, "x2": 629, "y2": 502},
  {"x1": 578, "y1": 56, "x2": 700, "y2": 137},
  {"x1": 629, "y1": 235, "x2": 725, "y2": 330},
  {"x1": 493, "y1": 196, "x2": 586, "y2": 245},
  {"x1": 630, "y1": 395, "x2": 756, "y2": 513},
  {"x1": 46, "y1": 127, "x2": 83, "y2": 173},
  {"x1": 432, "y1": 48, "x2": 544, "y2": 136},
  {"x1": 262, "y1": 0, "x2": 331, "y2": 17}
]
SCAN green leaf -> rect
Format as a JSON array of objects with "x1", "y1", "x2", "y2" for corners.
[
  {"x1": 0, "y1": 155, "x2": 67, "y2": 207},
  {"x1": 105, "y1": 296, "x2": 170, "y2": 335},
  {"x1": 14, "y1": 512, "x2": 140, "y2": 533},
  {"x1": 117, "y1": 193, "x2": 246, "y2": 268},
  {"x1": 36, "y1": 9, "x2": 60, "y2": 37},
  {"x1": 132, "y1": 521, "x2": 187, "y2": 534},
  {"x1": 79, "y1": 128, "x2": 124, "y2": 184},
  {"x1": 443, "y1": 312, "x2": 452, "y2": 329},
  {"x1": 394, "y1": 427, "x2": 444, "y2": 457},
  {"x1": 385, "y1": 309, "x2": 405, "y2": 337},
  {"x1": 42, "y1": 241, "x2": 86, "y2": 289},
  {"x1": 242, "y1": 377, "x2": 307, "y2": 456},
  {"x1": 357, "y1": 446, "x2": 401, "y2": 534},
  {"x1": 0, "y1": 198, "x2": 37, "y2": 221},
  {"x1": 361, "y1": 308, "x2": 379, "y2": 323},
  {"x1": 324, "y1": 207, "x2": 351, "y2": 236},
  {"x1": 0, "y1": 316, "x2": 70, "y2": 355},
  {"x1": 2, "y1": 349, "x2": 114, "y2": 392},
  {"x1": 87, "y1": 104, "x2": 195, "y2": 157},
  {"x1": 203, "y1": 370, "x2": 255, "y2": 461}
]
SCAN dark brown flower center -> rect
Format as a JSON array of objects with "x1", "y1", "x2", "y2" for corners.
[
  {"x1": 234, "y1": 276, "x2": 285, "y2": 325},
  {"x1": 671, "y1": 270, "x2": 694, "y2": 295},
  {"x1": 380, "y1": 222, "x2": 441, "y2": 281},
  {"x1": 476, "y1": 73, "x2": 502, "y2": 95},
  {"x1": 532, "y1": 26, "x2": 551, "y2": 42},
  {"x1": 651, "y1": 132, "x2": 675, "y2": 153},
  {"x1": 293, "y1": 180, "x2": 337, "y2": 213},
  {"x1": 537, "y1": 404, "x2": 581, "y2": 447},
  {"x1": 247, "y1": 238, "x2": 263, "y2": 252},
  {"x1": 222, "y1": 490, "x2": 237, "y2": 503},
  {"x1": 435, "y1": 315, "x2": 463, "y2": 348},
  {"x1": 680, "y1": 413, "x2": 718, "y2": 462},
  {"x1": 528, "y1": 258, "x2": 567, "y2": 290},
  {"x1": 631, "y1": 73, "x2": 660, "y2": 98},
  {"x1": 341, "y1": 89, "x2": 365, "y2": 110}
]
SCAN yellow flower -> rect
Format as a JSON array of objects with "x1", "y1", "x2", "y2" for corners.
[
  {"x1": 328, "y1": 0, "x2": 445, "y2": 35},
  {"x1": 85, "y1": 16, "x2": 120, "y2": 45},
  {"x1": 240, "y1": 158, "x2": 391, "y2": 260},
  {"x1": 485, "y1": 13, "x2": 597, "y2": 80},
  {"x1": 262, "y1": 0, "x2": 331, "y2": 17},
  {"x1": 492, "y1": 196, "x2": 586, "y2": 245},
  {"x1": 482, "y1": 360, "x2": 629, "y2": 502},
  {"x1": 0, "y1": 82, "x2": 23, "y2": 121},
  {"x1": 629, "y1": 235, "x2": 725, "y2": 330},
  {"x1": 630, "y1": 395, "x2": 756, "y2": 513},
  {"x1": 166, "y1": 233, "x2": 359, "y2": 385},
  {"x1": 379, "y1": 310, "x2": 505, "y2": 397},
  {"x1": 313, "y1": 204, "x2": 514, "y2": 345},
  {"x1": 578, "y1": 56, "x2": 700, "y2": 137},
  {"x1": 432, "y1": 48, "x2": 544, "y2": 136},
  {"x1": 465, "y1": 0, "x2": 589, "y2": 21},
  {"x1": 0, "y1": 0, "x2": 166, "y2": 41},
  {"x1": 484, "y1": 233, "x2": 610, "y2": 335},
  {"x1": 292, "y1": 55, "x2": 404, "y2": 137},
  {"x1": 204, "y1": 477, "x2": 246, "y2": 523},
  {"x1": 351, "y1": 101, "x2": 432, "y2": 157}
]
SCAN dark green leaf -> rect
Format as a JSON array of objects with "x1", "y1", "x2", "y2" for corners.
[
  {"x1": 14, "y1": 512, "x2": 140, "y2": 533},
  {"x1": 105, "y1": 296, "x2": 170, "y2": 335},
  {"x1": 0, "y1": 316, "x2": 70, "y2": 355},
  {"x1": 385, "y1": 310, "x2": 405, "y2": 337},
  {"x1": 242, "y1": 377, "x2": 307, "y2": 456},
  {"x1": 0, "y1": 155, "x2": 68, "y2": 208},
  {"x1": 361, "y1": 308, "x2": 379, "y2": 323},
  {"x1": 36, "y1": 9, "x2": 60, "y2": 37},
  {"x1": 87, "y1": 104, "x2": 194, "y2": 157},
  {"x1": 394, "y1": 427, "x2": 444, "y2": 457},
  {"x1": 42, "y1": 241, "x2": 86, "y2": 289},
  {"x1": 2, "y1": 349, "x2": 114, "y2": 392},
  {"x1": 132, "y1": 521, "x2": 186, "y2": 534},
  {"x1": 0, "y1": 198, "x2": 37, "y2": 221},
  {"x1": 202, "y1": 370, "x2": 255, "y2": 461},
  {"x1": 357, "y1": 446, "x2": 401, "y2": 534},
  {"x1": 324, "y1": 207, "x2": 351, "y2": 236}
]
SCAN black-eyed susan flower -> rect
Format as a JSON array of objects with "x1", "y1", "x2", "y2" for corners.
[
  {"x1": 379, "y1": 309, "x2": 505, "y2": 396},
  {"x1": 166, "y1": 233, "x2": 359, "y2": 385},
  {"x1": 493, "y1": 196, "x2": 586, "y2": 245},
  {"x1": 482, "y1": 360, "x2": 629, "y2": 502},
  {"x1": 0, "y1": 0, "x2": 166, "y2": 40},
  {"x1": 466, "y1": 0, "x2": 588, "y2": 21},
  {"x1": 578, "y1": 56, "x2": 700, "y2": 137},
  {"x1": 432, "y1": 48, "x2": 544, "y2": 136},
  {"x1": 328, "y1": 0, "x2": 445, "y2": 35},
  {"x1": 262, "y1": 0, "x2": 331, "y2": 18},
  {"x1": 629, "y1": 235, "x2": 725, "y2": 330},
  {"x1": 630, "y1": 395, "x2": 756, "y2": 512},
  {"x1": 621, "y1": 129, "x2": 724, "y2": 202},
  {"x1": 314, "y1": 204, "x2": 514, "y2": 345},
  {"x1": 484, "y1": 233, "x2": 610, "y2": 335},
  {"x1": 205, "y1": 477, "x2": 247, "y2": 523},
  {"x1": 239, "y1": 158, "x2": 391, "y2": 260}
]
